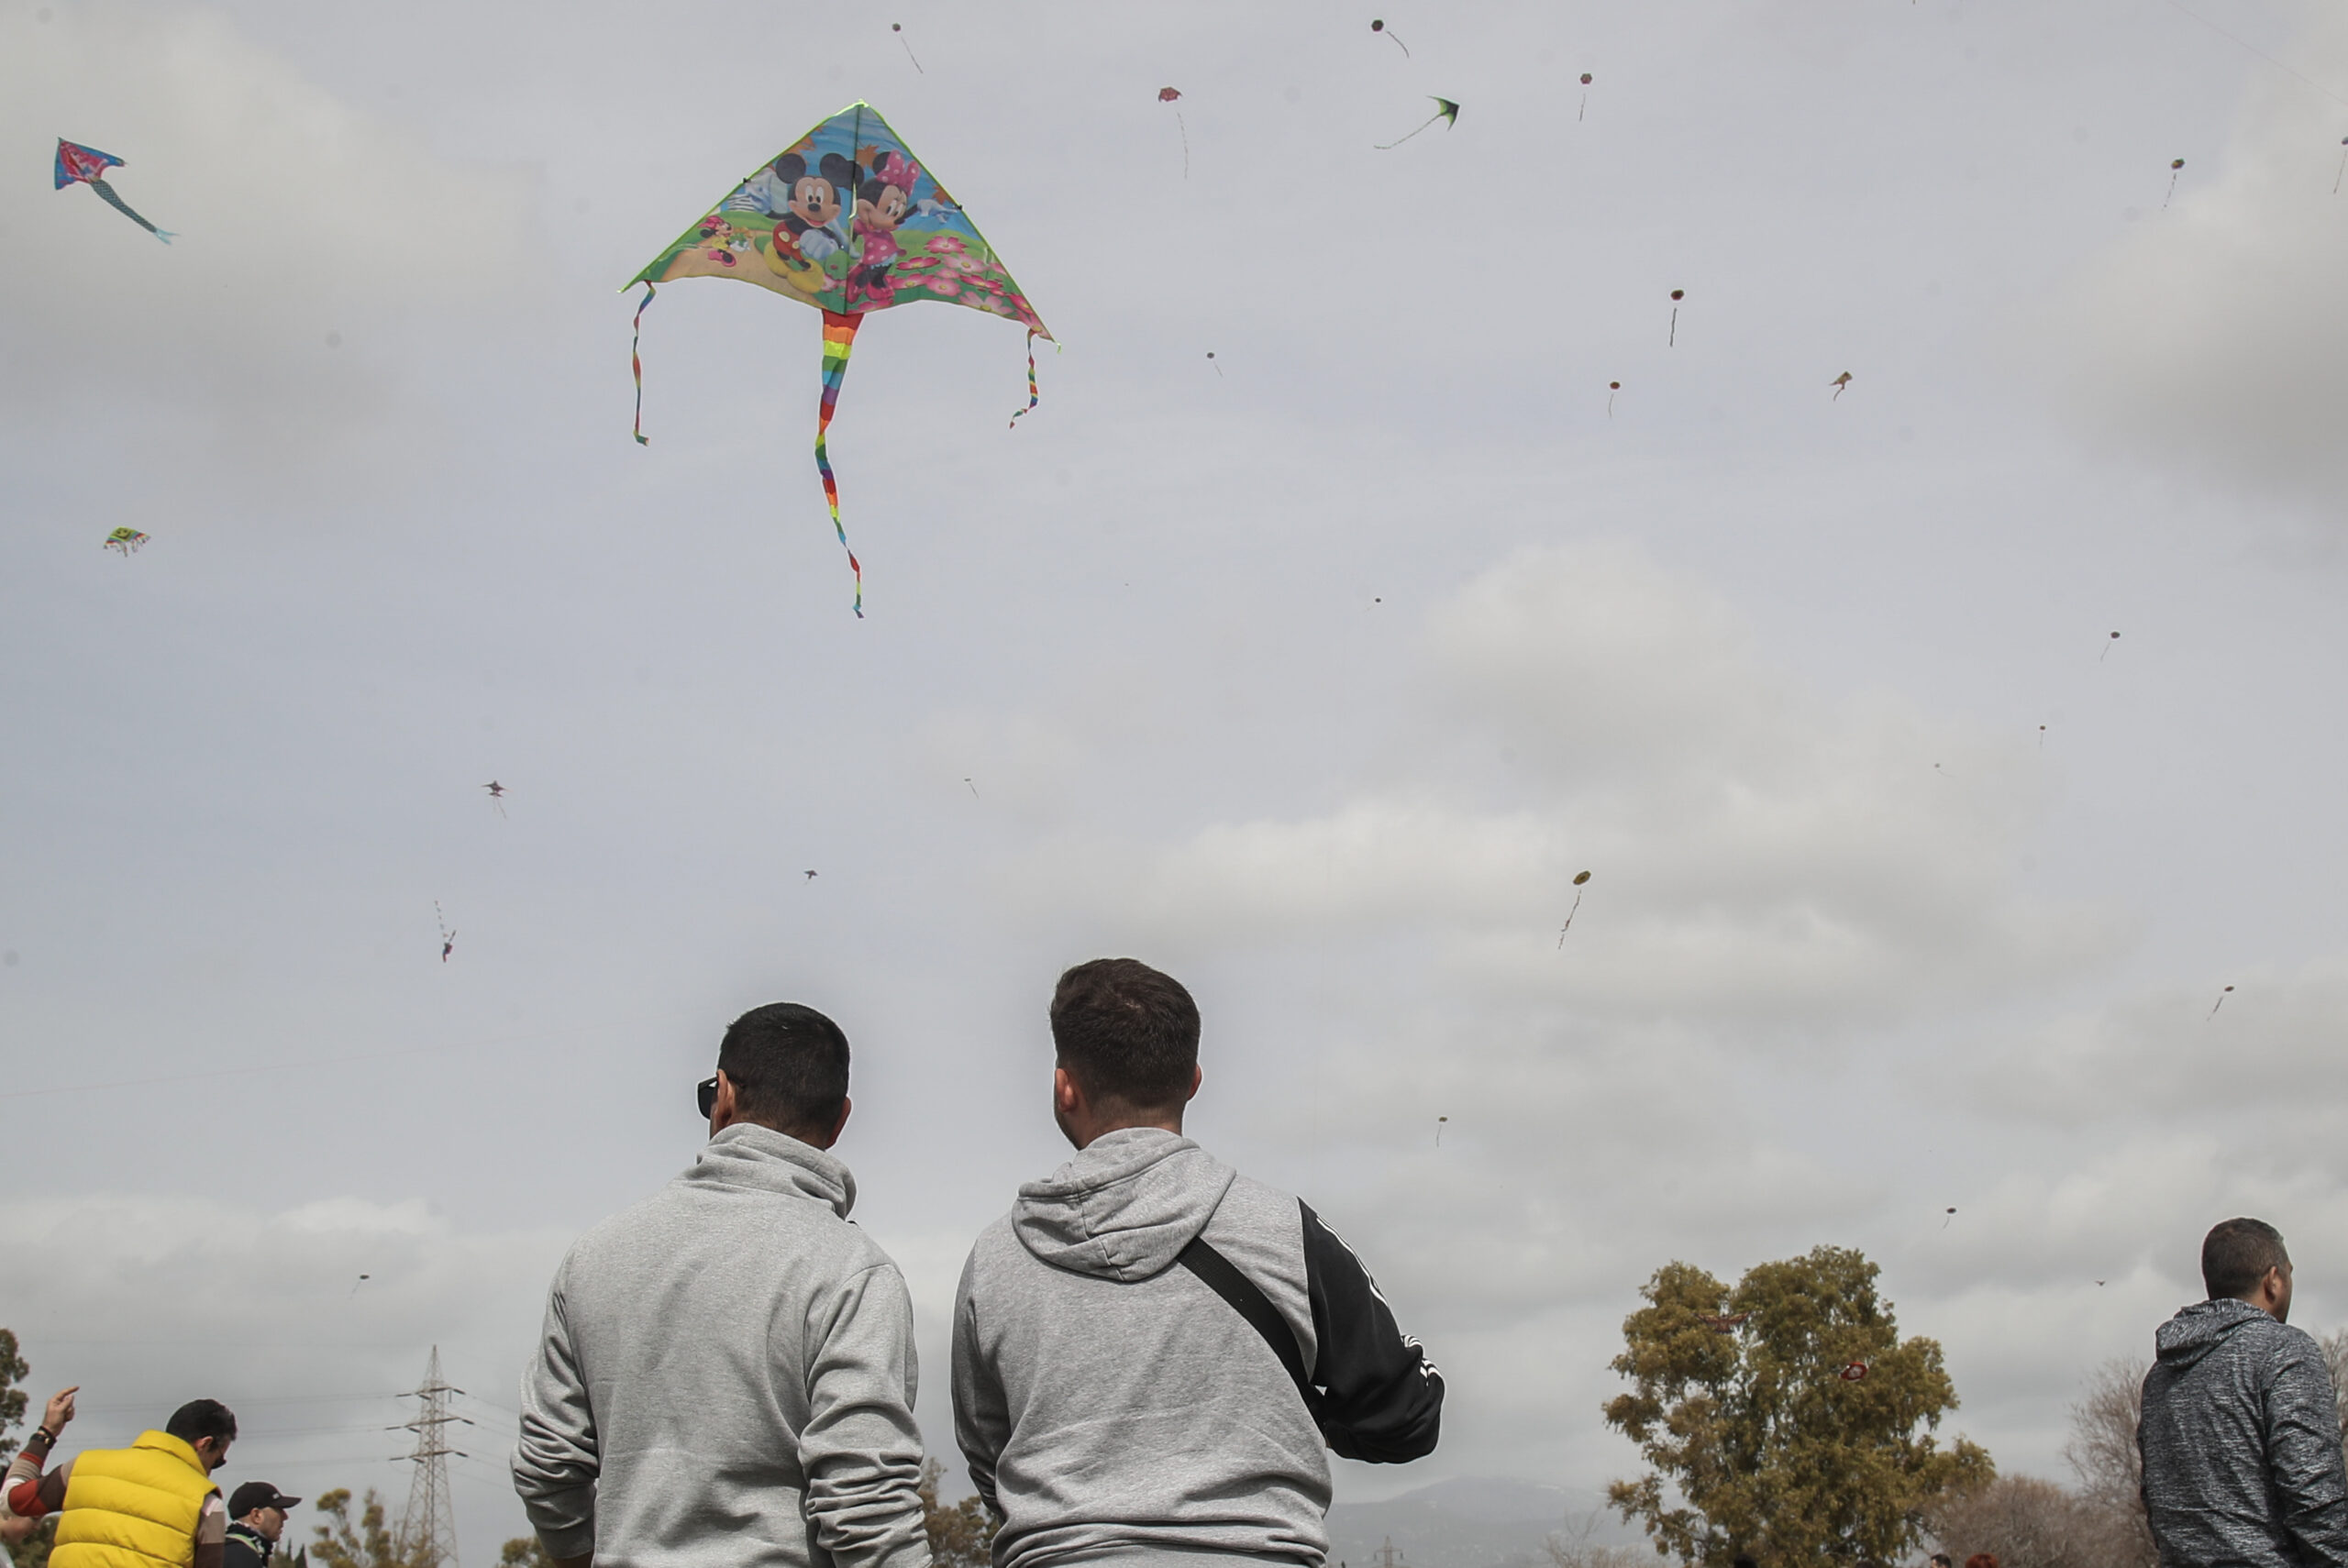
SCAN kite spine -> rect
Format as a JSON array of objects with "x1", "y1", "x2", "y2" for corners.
[
  {"x1": 630, "y1": 282, "x2": 656, "y2": 445},
  {"x1": 1009, "y1": 330, "x2": 1039, "y2": 429},
  {"x1": 817, "y1": 310, "x2": 865, "y2": 618}
]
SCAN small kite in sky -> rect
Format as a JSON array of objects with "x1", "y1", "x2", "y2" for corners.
[
  {"x1": 1557, "y1": 869, "x2": 1592, "y2": 947},
  {"x1": 627, "y1": 102, "x2": 1050, "y2": 616},
  {"x1": 2335, "y1": 137, "x2": 2347, "y2": 194},
  {"x1": 1831, "y1": 371, "x2": 1853, "y2": 401},
  {"x1": 964, "y1": 777, "x2": 980, "y2": 799},
  {"x1": 2165, "y1": 157, "x2": 2185, "y2": 208},
  {"x1": 1159, "y1": 88, "x2": 1189, "y2": 178},
  {"x1": 1207, "y1": 350, "x2": 1223, "y2": 377},
  {"x1": 484, "y1": 779, "x2": 507, "y2": 817},
  {"x1": 1697, "y1": 1312, "x2": 1751, "y2": 1333},
  {"x1": 1668, "y1": 289, "x2": 1686, "y2": 347},
  {"x1": 890, "y1": 23, "x2": 923, "y2": 73},
  {"x1": 1839, "y1": 1362, "x2": 1869, "y2": 1382},
  {"x1": 436, "y1": 902, "x2": 455, "y2": 964},
  {"x1": 2209, "y1": 984, "x2": 2234, "y2": 1019},
  {"x1": 2039, "y1": 723, "x2": 2049, "y2": 749},
  {"x1": 804, "y1": 869, "x2": 819, "y2": 880},
  {"x1": 103, "y1": 526, "x2": 149, "y2": 556},
  {"x1": 350, "y1": 1274, "x2": 371, "y2": 1296},
  {"x1": 2101, "y1": 631, "x2": 2121, "y2": 661},
  {"x1": 55, "y1": 139, "x2": 173, "y2": 242},
  {"x1": 1942, "y1": 1206, "x2": 1957, "y2": 1229},
  {"x1": 1578, "y1": 72, "x2": 1594, "y2": 121},
  {"x1": 1377, "y1": 97, "x2": 1458, "y2": 149},
  {"x1": 1608, "y1": 380, "x2": 1621, "y2": 417},
  {"x1": 1435, "y1": 1115, "x2": 1448, "y2": 1146},
  {"x1": 1370, "y1": 18, "x2": 1410, "y2": 56}
]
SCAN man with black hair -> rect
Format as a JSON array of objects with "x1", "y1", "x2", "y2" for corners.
[
  {"x1": 2139, "y1": 1217, "x2": 2348, "y2": 1567},
  {"x1": 12, "y1": 1397, "x2": 236, "y2": 1568},
  {"x1": 952, "y1": 957, "x2": 1443, "y2": 1568},
  {"x1": 513, "y1": 1002, "x2": 928, "y2": 1568}
]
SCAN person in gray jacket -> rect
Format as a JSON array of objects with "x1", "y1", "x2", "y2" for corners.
[
  {"x1": 2138, "y1": 1216, "x2": 2348, "y2": 1568},
  {"x1": 952, "y1": 957, "x2": 1443, "y2": 1568},
  {"x1": 513, "y1": 1003, "x2": 929, "y2": 1568}
]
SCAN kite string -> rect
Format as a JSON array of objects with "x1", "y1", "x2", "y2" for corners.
[
  {"x1": 817, "y1": 310, "x2": 866, "y2": 618},
  {"x1": 630, "y1": 282, "x2": 656, "y2": 446},
  {"x1": 2158, "y1": 0, "x2": 2348, "y2": 110},
  {"x1": 1009, "y1": 330, "x2": 1040, "y2": 428}
]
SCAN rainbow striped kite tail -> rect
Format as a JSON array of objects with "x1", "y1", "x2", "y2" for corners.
[
  {"x1": 630, "y1": 282, "x2": 657, "y2": 445},
  {"x1": 818, "y1": 311, "x2": 866, "y2": 616},
  {"x1": 1008, "y1": 330, "x2": 1040, "y2": 429}
]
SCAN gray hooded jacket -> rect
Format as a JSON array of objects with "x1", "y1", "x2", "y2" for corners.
[
  {"x1": 952, "y1": 1128, "x2": 1441, "y2": 1568},
  {"x1": 512, "y1": 1124, "x2": 928, "y2": 1568},
  {"x1": 2139, "y1": 1297, "x2": 2348, "y2": 1568}
]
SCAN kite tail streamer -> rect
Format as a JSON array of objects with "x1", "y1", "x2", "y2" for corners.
[
  {"x1": 88, "y1": 178, "x2": 171, "y2": 241},
  {"x1": 630, "y1": 282, "x2": 656, "y2": 445},
  {"x1": 1008, "y1": 331, "x2": 1040, "y2": 429},
  {"x1": 817, "y1": 310, "x2": 866, "y2": 618}
]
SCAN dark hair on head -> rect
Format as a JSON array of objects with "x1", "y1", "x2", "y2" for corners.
[
  {"x1": 1965, "y1": 1555, "x2": 1999, "y2": 1568},
  {"x1": 717, "y1": 1002, "x2": 850, "y2": 1139},
  {"x1": 1050, "y1": 958, "x2": 1200, "y2": 1110},
  {"x1": 1731, "y1": 1557, "x2": 1756, "y2": 1568},
  {"x1": 1931, "y1": 1556, "x2": 1954, "y2": 1568},
  {"x1": 2204, "y1": 1217, "x2": 2290, "y2": 1300},
  {"x1": 165, "y1": 1398, "x2": 237, "y2": 1446}
]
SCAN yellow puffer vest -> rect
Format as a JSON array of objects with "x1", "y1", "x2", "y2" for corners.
[{"x1": 52, "y1": 1430, "x2": 218, "y2": 1568}]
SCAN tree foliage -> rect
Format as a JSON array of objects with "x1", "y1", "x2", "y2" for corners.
[
  {"x1": 497, "y1": 1539, "x2": 554, "y2": 1568},
  {"x1": 0, "y1": 1331, "x2": 29, "y2": 1465},
  {"x1": 918, "y1": 1459, "x2": 998, "y2": 1568},
  {"x1": 303, "y1": 1490, "x2": 430, "y2": 1568},
  {"x1": 2059, "y1": 1357, "x2": 2156, "y2": 1568},
  {"x1": 1603, "y1": 1246, "x2": 1992, "y2": 1567},
  {"x1": 1926, "y1": 1474, "x2": 2145, "y2": 1568}
]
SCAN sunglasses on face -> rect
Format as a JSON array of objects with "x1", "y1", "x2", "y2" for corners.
[{"x1": 697, "y1": 1075, "x2": 718, "y2": 1119}]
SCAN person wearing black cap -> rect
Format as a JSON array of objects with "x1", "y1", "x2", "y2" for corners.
[{"x1": 222, "y1": 1482, "x2": 300, "y2": 1568}]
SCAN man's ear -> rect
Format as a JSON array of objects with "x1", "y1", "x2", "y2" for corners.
[
  {"x1": 1185, "y1": 1065, "x2": 1202, "y2": 1103},
  {"x1": 1054, "y1": 1065, "x2": 1080, "y2": 1113},
  {"x1": 711, "y1": 1070, "x2": 741, "y2": 1132}
]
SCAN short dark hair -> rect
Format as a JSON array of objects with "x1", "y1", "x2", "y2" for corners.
[
  {"x1": 1050, "y1": 958, "x2": 1199, "y2": 1111},
  {"x1": 165, "y1": 1399, "x2": 237, "y2": 1446},
  {"x1": 717, "y1": 1003, "x2": 850, "y2": 1138},
  {"x1": 2204, "y1": 1217, "x2": 2289, "y2": 1300}
]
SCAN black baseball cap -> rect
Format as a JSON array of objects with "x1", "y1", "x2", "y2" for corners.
[{"x1": 228, "y1": 1482, "x2": 302, "y2": 1516}]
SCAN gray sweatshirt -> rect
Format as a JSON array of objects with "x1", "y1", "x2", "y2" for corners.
[
  {"x1": 952, "y1": 1129, "x2": 1442, "y2": 1568},
  {"x1": 512, "y1": 1124, "x2": 929, "y2": 1568},
  {"x1": 2139, "y1": 1297, "x2": 2348, "y2": 1568}
]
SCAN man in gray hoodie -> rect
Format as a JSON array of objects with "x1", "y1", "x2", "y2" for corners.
[
  {"x1": 952, "y1": 958, "x2": 1443, "y2": 1568},
  {"x1": 513, "y1": 1003, "x2": 929, "y2": 1568},
  {"x1": 2139, "y1": 1216, "x2": 2348, "y2": 1568}
]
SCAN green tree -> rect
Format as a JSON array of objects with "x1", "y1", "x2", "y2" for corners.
[
  {"x1": 917, "y1": 1458, "x2": 998, "y2": 1568},
  {"x1": 498, "y1": 1538, "x2": 554, "y2": 1568},
  {"x1": 304, "y1": 1489, "x2": 429, "y2": 1568},
  {"x1": 0, "y1": 1331, "x2": 30, "y2": 1463},
  {"x1": 1603, "y1": 1245, "x2": 1992, "y2": 1567}
]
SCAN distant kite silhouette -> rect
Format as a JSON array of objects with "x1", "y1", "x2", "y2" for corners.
[
  {"x1": 891, "y1": 23, "x2": 923, "y2": 72},
  {"x1": 1558, "y1": 869, "x2": 1593, "y2": 947},
  {"x1": 54, "y1": 139, "x2": 173, "y2": 241},
  {"x1": 1370, "y1": 18, "x2": 1410, "y2": 55},
  {"x1": 1830, "y1": 371, "x2": 1852, "y2": 401},
  {"x1": 2209, "y1": 984, "x2": 2234, "y2": 1020}
]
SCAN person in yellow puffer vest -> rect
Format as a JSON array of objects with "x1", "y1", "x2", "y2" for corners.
[{"x1": 7, "y1": 1398, "x2": 236, "y2": 1568}]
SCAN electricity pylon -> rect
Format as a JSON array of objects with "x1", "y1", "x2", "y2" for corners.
[{"x1": 394, "y1": 1346, "x2": 470, "y2": 1568}]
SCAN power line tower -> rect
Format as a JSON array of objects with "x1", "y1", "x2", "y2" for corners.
[{"x1": 394, "y1": 1346, "x2": 470, "y2": 1568}]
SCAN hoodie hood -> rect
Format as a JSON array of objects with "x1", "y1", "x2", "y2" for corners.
[
  {"x1": 681, "y1": 1121, "x2": 857, "y2": 1219},
  {"x1": 2154, "y1": 1297, "x2": 2276, "y2": 1369},
  {"x1": 1011, "y1": 1127, "x2": 1235, "y2": 1282}
]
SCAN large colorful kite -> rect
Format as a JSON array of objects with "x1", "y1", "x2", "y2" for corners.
[
  {"x1": 627, "y1": 102, "x2": 1049, "y2": 616},
  {"x1": 55, "y1": 140, "x2": 173, "y2": 242}
]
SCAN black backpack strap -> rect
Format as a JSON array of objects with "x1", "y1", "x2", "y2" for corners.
[{"x1": 1177, "y1": 1235, "x2": 1325, "y2": 1427}]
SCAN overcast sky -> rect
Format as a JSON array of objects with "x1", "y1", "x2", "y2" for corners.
[{"x1": 7, "y1": 0, "x2": 2348, "y2": 1559}]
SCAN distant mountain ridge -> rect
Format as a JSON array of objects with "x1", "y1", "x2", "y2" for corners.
[{"x1": 1325, "y1": 1477, "x2": 1644, "y2": 1568}]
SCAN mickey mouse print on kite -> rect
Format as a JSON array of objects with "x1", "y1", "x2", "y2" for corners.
[{"x1": 628, "y1": 103, "x2": 1051, "y2": 618}]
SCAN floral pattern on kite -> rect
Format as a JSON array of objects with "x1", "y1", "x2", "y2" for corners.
[{"x1": 633, "y1": 102, "x2": 1048, "y2": 337}]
